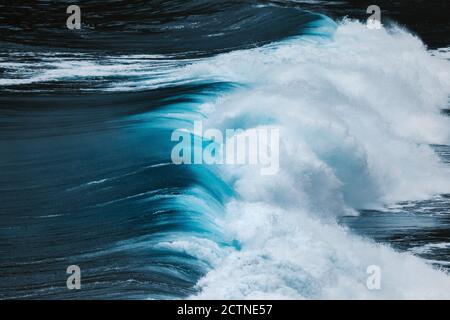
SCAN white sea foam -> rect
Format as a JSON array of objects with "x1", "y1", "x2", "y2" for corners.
[
  {"x1": 177, "y1": 20, "x2": 450, "y2": 299},
  {"x1": 0, "y1": 53, "x2": 194, "y2": 90}
]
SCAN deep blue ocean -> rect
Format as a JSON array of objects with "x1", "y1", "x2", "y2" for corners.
[{"x1": 1, "y1": 0, "x2": 450, "y2": 299}]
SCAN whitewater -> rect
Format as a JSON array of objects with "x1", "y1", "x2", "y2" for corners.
[{"x1": 150, "y1": 19, "x2": 450, "y2": 299}]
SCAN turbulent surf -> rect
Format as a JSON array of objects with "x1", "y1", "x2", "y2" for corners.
[{"x1": 1, "y1": 0, "x2": 450, "y2": 299}]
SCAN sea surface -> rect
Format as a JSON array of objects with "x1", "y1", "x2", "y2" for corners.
[{"x1": 1, "y1": 0, "x2": 450, "y2": 299}]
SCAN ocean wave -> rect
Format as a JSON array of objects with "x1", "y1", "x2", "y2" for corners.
[
  {"x1": 178, "y1": 20, "x2": 450, "y2": 299},
  {"x1": 0, "y1": 0, "x2": 324, "y2": 55},
  {"x1": 2, "y1": 2, "x2": 450, "y2": 299}
]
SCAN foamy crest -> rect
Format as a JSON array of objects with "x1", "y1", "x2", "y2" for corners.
[{"x1": 183, "y1": 20, "x2": 450, "y2": 299}]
